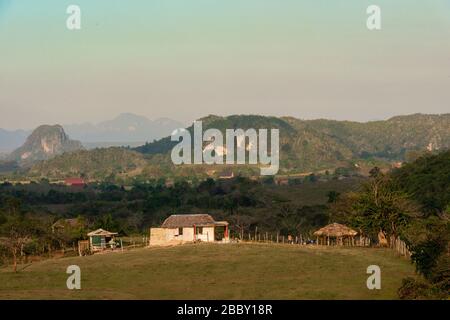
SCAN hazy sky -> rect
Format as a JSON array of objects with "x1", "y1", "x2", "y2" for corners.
[{"x1": 0, "y1": 0, "x2": 449, "y2": 129}]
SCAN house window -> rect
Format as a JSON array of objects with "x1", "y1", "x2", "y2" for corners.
[
  {"x1": 196, "y1": 227, "x2": 203, "y2": 235},
  {"x1": 178, "y1": 227, "x2": 183, "y2": 235}
]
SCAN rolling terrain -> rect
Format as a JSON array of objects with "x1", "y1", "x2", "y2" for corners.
[
  {"x1": 0, "y1": 244, "x2": 415, "y2": 299},
  {"x1": 2, "y1": 113, "x2": 449, "y2": 180}
]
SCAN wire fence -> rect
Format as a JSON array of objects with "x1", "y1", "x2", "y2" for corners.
[{"x1": 232, "y1": 231, "x2": 412, "y2": 259}]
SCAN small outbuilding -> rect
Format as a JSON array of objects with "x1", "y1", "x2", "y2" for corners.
[
  {"x1": 149, "y1": 214, "x2": 229, "y2": 246},
  {"x1": 313, "y1": 223, "x2": 358, "y2": 246},
  {"x1": 87, "y1": 228, "x2": 119, "y2": 251}
]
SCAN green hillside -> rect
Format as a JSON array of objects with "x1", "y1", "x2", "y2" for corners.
[
  {"x1": 28, "y1": 147, "x2": 147, "y2": 180},
  {"x1": 391, "y1": 150, "x2": 450, "y2": 215},
  {"x1": 18, "y1": 113, "x2": 450, "y2": 180},
  {"x1": 0, "y1": 244, "x2": 415, "y2": 299},
  {"x1": 137, "y1": 113, "x2": 450, "y2": 172}
]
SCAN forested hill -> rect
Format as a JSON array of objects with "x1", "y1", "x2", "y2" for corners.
[
  {"x1": 135, "y1": 113, "x2": 450, "y2": 167},
  {"x1": 7, "y1": 113, "x2": 450, "y2": 180},
  {"x1": 391, "y1": 150, "x2": 450, "y2": 215}
]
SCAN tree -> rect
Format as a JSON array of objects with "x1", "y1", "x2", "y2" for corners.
[
  {"x1": 326, "y1": 191, "x2": 340, "y2": 204},
  {"x1": 402, "y1": 217, "x2": 450, "y2": 281},
  {"x1": 4, "y1": 197, "x2": 21, "y2": 215},
  {"x1": 331, "y1": 173, "x2": 418, "y2": 241},
  {"x1": 276, "y1": 204, "x2": 297, "y2": 235},
  {"x1": 95, "y1": 213, "x2": 119, "y2": 231},
  {"x1": 0, "y1": 212, "x2": 34, "y2": 272},
  {"x1": 369, "y1": 166, "x2": 381, "y2": 178},
  {"x1": 228, "y1": 213, "x2": 254, "y2": 240},
  {"x1": 391, "y1": 151, "x2": 450, "y2": 216}
]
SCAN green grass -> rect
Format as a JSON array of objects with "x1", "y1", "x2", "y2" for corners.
[{"x1": 0, "y1": 243, "x2": 415, "y2": 299}]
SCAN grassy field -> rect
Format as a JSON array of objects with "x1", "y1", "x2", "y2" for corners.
[{"x1": 0, "y1": 243, "x2": 415, "y2": 299}]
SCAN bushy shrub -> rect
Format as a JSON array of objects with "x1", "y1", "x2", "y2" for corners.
[
  {"x1": 398, "y1": 277, "x2": 448, "y2": 300},
  {"x1": 430, "y1": 254, "x2": 450, "y2": 294}
]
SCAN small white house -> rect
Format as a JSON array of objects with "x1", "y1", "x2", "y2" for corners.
[{"x1": 149, "y1": 214, "x2": 229, "y2": 246}]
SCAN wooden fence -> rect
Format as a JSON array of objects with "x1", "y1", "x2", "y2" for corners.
[
  {"x1": 76, "y1": 236, "x2": 149, "y2": 256},
  {"x1": 389, "y1": 237, "x2": 411, "y2": 258},
  {"x1": 233, "y1": 232, "x2": 373, "y2": 247},
  {"x1": 232, "y1": 232, "x2": 412, "y2": 259}
]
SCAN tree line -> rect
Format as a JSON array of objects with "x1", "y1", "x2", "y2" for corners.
[{"x1": 330, "y1": 152, "x2": 450, "y2": 299}]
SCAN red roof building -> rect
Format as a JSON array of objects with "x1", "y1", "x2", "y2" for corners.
[{"x1": 65, "y1": 178, "x2": 86, "y2": 187}]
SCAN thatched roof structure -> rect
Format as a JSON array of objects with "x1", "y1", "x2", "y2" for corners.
[
  {"x1": 161, "y1": 214, "x2": 226, "y2": 228},
  {"x1": 313, "y1": 223, "x2": 358, "y2": 237}
]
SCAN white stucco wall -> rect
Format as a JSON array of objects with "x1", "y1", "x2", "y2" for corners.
[
  {"x1": 182, "y1": 227, "x2": 195, "y2": 241},
  {"x1": 149, "y1": 228, "x2": 168, "y2": 245},
  {"x1": 196, "y1": 227, "x2": 215, "y2": 242},
  {"x1": 149, "y1": 226, "x2": 217, "y2": 245}
]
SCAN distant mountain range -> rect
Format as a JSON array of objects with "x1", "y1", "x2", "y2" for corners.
[
  {"x1": 14, "y1": 113, "x2": 450, "y2": 180},
  {"x1": 64, "y1": 113, "x2": 184, "y2": 143},
  {"x1": 136, "y1": 113, "x2": 450, "y2": 168},
  {"x1": 0, "y1": 128, "x2": 29, "y2": 152},
  {"x1": 0, "y1": 113, "x2": 184, "y2": 152}
]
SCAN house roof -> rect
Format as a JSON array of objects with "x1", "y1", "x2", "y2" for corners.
[
  {"x1": 65, "y1": 178, "x2": 85, "y2": 185},
  {"x1": 161, "y1": 214, "x2": 222, "y2": 228},
  {"x1": 52, "y1": 218, "x2": 81, "y2": 229},
  {"x1": 313, "y1": 223, "x2": 358, "y2": 237},
  {"x1": 87, "y1": 228, "x2": 118, "y2": 237},
  {"x1": 219, "y1": 169, "x2": 234, "y2": 178}
]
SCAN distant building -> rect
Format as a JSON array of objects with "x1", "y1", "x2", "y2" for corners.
[
  {"x1": 274, "y1": 177, "x2": 289, "y2": 185},
  {"x1": 64, "y1": 178, "x2": 86, "y2": 187},
  {"x1": 87, "y1": 228, "x2": 119, "y2": 251},
  {"x1": 51, "y1": 218, "x2": 83, "y2": 233},
  {"x1": 149, "y1": 214, "x2": 229, "y2": 246},
  {"x1": 218, "y1": 169, "x2": 234, "y2": 179},
  {"x1": 165, "y1": 179, "x2": 174, "y2": 187},
  {"x1": 392, "y1": 162, "x2": 403, "y2": 169}
]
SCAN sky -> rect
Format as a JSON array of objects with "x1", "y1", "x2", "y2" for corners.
[{"x1": 0, "y1": 0, "x2": 449, "y2": 129}]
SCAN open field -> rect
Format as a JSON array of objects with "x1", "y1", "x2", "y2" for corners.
[{"x1": 0, "y1": 243, "x2": 415, "y2": 299}]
